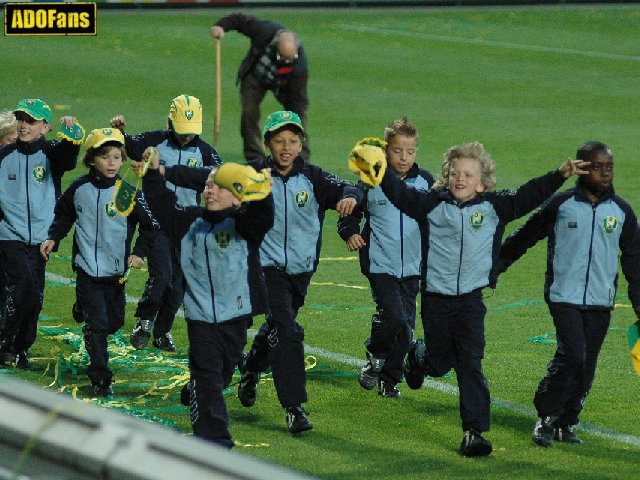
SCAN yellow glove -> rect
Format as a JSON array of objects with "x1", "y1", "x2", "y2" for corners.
[
  {"x1": 348, "y1": 137, "x2": 388, "y2": 187},
  {"x1": 214, "y1": 163, "x2": 271, "y2": 202}
]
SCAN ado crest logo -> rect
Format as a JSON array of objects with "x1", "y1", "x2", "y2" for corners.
[
  {"x1": 602, "y1": 216, "x2": 619, "y2": 236},
  {"x1": 105, "y1": 201, "x2": 118, "y2": 218},
  {"x1": 215, "y1": 231, "x2": 231, "y2": 249},
  {"x1": 32, "y1": 166, "x2": 47, "y2": 184},
  {"x1": 295, "y1": 191, "x2": 309, "y2": 208},
  {"x1": 470, "y1": 211, "x2": 484, "y2": 230},
  {"x1": 186, "y1": 157, "x2": 200, "y2": 168}
]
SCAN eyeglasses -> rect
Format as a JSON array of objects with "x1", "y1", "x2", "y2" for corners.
[
  {"x1": 276, "y1": 53, "x2": 298, "y2": 64},
  {"x1": 15, "y1": 113, "x2": 39, "y2": 125}
]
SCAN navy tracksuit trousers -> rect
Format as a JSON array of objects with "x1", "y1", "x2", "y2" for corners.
[
  {"x1": 244, "y1": 268, "x2": 311, "y2": 408},
  {"x1": 534, "y1": 303, "x2": 610, "y2": 426},
  {"x1": 421, "y1": 289, "x2": 491, "y2": 433}
]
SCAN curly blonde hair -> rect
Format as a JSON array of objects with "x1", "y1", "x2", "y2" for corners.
[
  {"x1": 0, "y1": 110, "x2": 17, "y2": 142},
  {"x1": 433, "y1": 141, "x2": 496, "y2": 192}
]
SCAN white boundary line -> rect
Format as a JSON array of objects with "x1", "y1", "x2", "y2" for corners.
[
  {"x1": 338, "y1": 25, "x2": 640, "y2": 62},
  {"x1": 45, "y1": 272, "x2": 640, "y2": 448}
]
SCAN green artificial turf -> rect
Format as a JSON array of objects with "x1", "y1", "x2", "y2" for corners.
[{"x1": 1, "y1": 4, "x2": 639, "y2": 479}]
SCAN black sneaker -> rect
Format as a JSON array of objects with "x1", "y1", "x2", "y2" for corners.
[
  {"x1": 532, "y1": 416, "x2": 557, "y2": 447},
  {"x1": 0, "y1": 351, "x2": 15, "y2": 367},
  {"x1": 180, "y1": 381, "x2": 191, "y2": 406},
  {"x1": 554, "y1": 425, "x2": 583, "y2": 445},
  {"x1": 237, "y1": 369, "x2": 259, "y2": 407},
  {"x1": 71, "y1": 302, "x2": 85, "y2": 323},
  {"x1": 94, "y1": 384, "x2": 113, "y2": 398},
  {"x1": 359, "y1": 353, "x2": 384, "y2": 390},
  {"x1": 285, "y1": 406, "x2": 313, "y2": 434},
  {"x1": 130, "y1": 318, "x2": 154, "y2": 350},
  {"x1": 403, "y1": 340, "x2": 426, "y2": 390},
  {"x1": 378, "y1": 379, "x2": 401, "y2": 398},
  {"x1": 15, "y1": 351, "x2": 32, "y2": 370},
  {"x1": 459, "y1": 429, "x2": 493, "y2": 457},
  {"x1": 153, "y1": 332, "x2": 177, "y2": 352}
]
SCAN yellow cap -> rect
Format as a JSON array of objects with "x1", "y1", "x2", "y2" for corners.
[
  {"x1": 168, "y1": 94, "x2": 202, "y2": 135},
  {"x1": 84, "y1": 128, "x2": 125, "y2": 151}
]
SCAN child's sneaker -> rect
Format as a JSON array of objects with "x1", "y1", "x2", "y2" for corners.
[
  {"x1": 71, "y1": 302, "x2": 85, "y2": 323},
  {"x1": 459, "y1": 429, "x2": 493, "y2": 457},
  {"x1": 378, "y1": 379, "x2": 401, "y2": 398},
  {"x1": 554, "y1": 424, "x2": 583, "y2": 444},
  {"x1": 93, "y1": 384, "x2": 113, "y2": 398},
  {"x1": 532, "y1": 416, "x2": 557, "y2": 447},
  {"x1": 285, "y1": 406, "x2": 313, "y2": 434},
  {"x1": 130, "y1": 318, "x2": 154, "y2": 350},
  {"x1": 237, "y1": 354, "x2": 259, "y2": 407},
  {"x1": 358, "y1": 353, "x2": 384, "y2": 390},
  {"x1": 403, "y1": 340, "x2": 426, "y2": 389},
  {"x1": 153, "y1": 332, "x2": 176, "y2": 352},
  {"x1": 15, "y1": 351, "x2": 31, "y2": 370}
]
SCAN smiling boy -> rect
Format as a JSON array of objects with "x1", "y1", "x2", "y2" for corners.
[
  {"x1": 499, "y1": 141, "x2": 640, "y2": 447},
  {"x1": 0, "y1": 98, "x2": 83, "y2": 369}
]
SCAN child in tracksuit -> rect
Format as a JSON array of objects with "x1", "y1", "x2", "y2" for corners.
[
  {"x1": 0, "y1": 98, "x2": 83, "y2": 369},
  {"x1": 338, "y1": 117, "x2": 433, "y2": 398},
  {"x1": 0, "y1": 110, "x2": 18, "y2": 330},
  {"x1": 110, "y1": 94, "x2": 221, "y2": 352},
  {"x1": 40, "y1": 128, "x2": 157, "y2": 397},
  {"x1": 139, "y1": 147, "x2": 274, "y2": 448},
  {"x1": 498, "y1": 141, "x2": 640, "y2": 447},
  {"x1": 360, "y1": 140, "x2": 586, "y2": 456},
  {"x1": 164, "y1": 111, "x2": 362, "y2": 434}
]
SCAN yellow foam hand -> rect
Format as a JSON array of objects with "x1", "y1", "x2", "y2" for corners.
[
  {"x1": 348, "y1": 138, "x2": 387, "y2": 187},
  {"x1": 214, "y1": 163, "x2": 272, "y2": 202}
]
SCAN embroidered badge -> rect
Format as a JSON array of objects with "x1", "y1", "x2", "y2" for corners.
[
  {"x1": 105, "y1": 201, "x2": 118, "y2": 217},
  {"x1": 32, "y1": 166, "x2": 47, "y2": 183},
  {"x1": 470, "y1": 211, "x2": 484, "y2": 230},
  {"x1": 215, "y1": 231, "x2": 231, "y2": 249},
  {"x1": 602, "y1": 216, "x2": 619, "y2": 236},
  {"x1": 295, "y1": 191, "x2": 309, "y2": 208}
]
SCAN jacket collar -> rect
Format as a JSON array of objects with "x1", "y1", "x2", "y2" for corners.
[{"x1": 16, "y1": 136, "x2": 47, "y2": 155}]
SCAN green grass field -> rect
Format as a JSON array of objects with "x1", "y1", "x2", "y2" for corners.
[{"x1": 1, "y1": 4, "x2": 640, "y2": 479}]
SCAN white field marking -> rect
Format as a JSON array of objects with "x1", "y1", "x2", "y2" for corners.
[
  {"x1": 45, "y1": 272, "x2": 640, "y2": 447},
  {"x1": 338, "y1": 25, "x2": 640, "y2": 63}
]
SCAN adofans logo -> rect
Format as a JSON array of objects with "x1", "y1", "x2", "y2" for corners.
[{"x1": 5, "y1": 2, "x2": 96, "y2": 36}]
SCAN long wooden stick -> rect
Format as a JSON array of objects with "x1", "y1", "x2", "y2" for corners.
[{"x1": 214, "y1": 38, "x2": 221, "y2": 146}]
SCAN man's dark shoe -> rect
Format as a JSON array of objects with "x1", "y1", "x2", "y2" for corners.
[
  {"x1": 532, "y1": 416, "x2": 557, "y2": 447},
  {"x1": 238, "y1": 369, "x2": 259, "y2": 407},
  {"x1": 0, "y1": 351, "x2": 15, "y2": 367},
  {"x1": 285, "y1": 406, "x2": 313, "y2": 434},
  {"x1": 403, "y1": 340, "x2": 426, "y2": 390},
  {"x1": 153, "y1": 332, "x2": 177, "y2": 352},
  {"x1": 554, "y1": 425, "x2": 583, "y2": 444},
  {"x1": 460, "y1": 429, "x2": 493, "y2": 457},
  {"x1": 180, "y1": 381, "x2": 191, "y2": 406}
]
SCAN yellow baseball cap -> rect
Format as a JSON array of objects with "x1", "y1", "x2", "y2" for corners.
[
  {"x1": 168, "y1": 94, "x2": 202, "y2": 135},
  {"x1": 84, "y1": 128, "x2": 125, "y2": 151}
]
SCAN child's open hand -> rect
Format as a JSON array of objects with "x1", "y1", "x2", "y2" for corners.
[
  {"x1": 559, "y1": 158, "x2": 590, "y2": 178},
  {"x1": 336, "y1": 197, "x2": 357, "y2": 218},
  {"x1": 346, "y1": 234, "x2": 366, "y2": 252}
]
